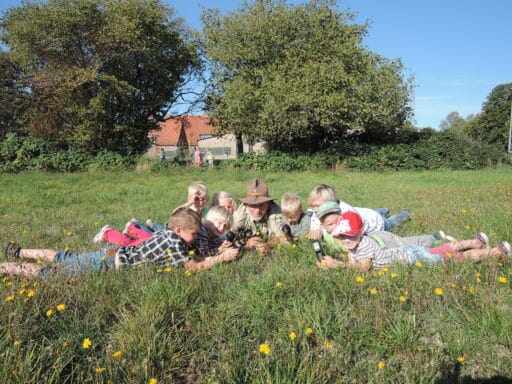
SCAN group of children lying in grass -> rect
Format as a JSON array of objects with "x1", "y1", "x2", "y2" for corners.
[{"x1": 2, "y1": 178, "x2": 510, "y2": 279}]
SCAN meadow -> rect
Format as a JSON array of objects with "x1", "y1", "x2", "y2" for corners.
[{"x1": 1, "y1": 167, "x2": 511, "y2": 383}]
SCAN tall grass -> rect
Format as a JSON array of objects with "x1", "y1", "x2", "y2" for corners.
[{"x1": 1, "y1": 167, "x2": 511, "y2": 383}]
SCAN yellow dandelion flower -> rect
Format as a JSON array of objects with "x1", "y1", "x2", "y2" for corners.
[
  {"x1": 164, "y1": 267, "x2": 172, "y2": 273},
  {"x1": 188, "y1": 250, "x2": 195, "y2": 256},
  {"x1": 498, "y1": 276, "x2": 508, "y2": 284},
  {"x1": 378, "y1": 361, "x2": 386, "y2": 370},
  {"x1": 62, "y1": 341, "x2": 69, "y2": 347},
  {"x1": 498, "y1": 262, "x2": 503, "y2": 267},
  {"x1": 13, "y1": 340, "x2": 21, "y2": 347},
  {"x1": 2, "y1": 276, "x2": 10, "y2": 282},
  {"x1": 304, "y1": 234, "x2": 310, "y2": 239},
  {"x1": 112, "y1": 351, "x2": 122, "y2": 358},
  {"x1": 465, "y1": 225, "x2": 471, "y2": 231},
  {"x1": 6, "y1": 295, "x2": 14, "y2": 302},
  {"x1": 451, "y1": 283, "x2": 457, "y2": 289},
  {"x1": 434, "y1": 287, "x2": 443, "y2": 296},
  {"x1": 46, "y1": 309, "x2": 54, "y2": 317},
  {"x1": 56, "y1": 304, "x2": 66, "y2": 311},
  {"x1": 166, "y1": 249, "x2": 173, "y2": 253},
  {"x1": 184, "y1": 270, "x2": 192, "y2": 277},
  {"x1": 18, "y1": 289, "x2": 26, "y2": 296},
  {"x1": 320, "y1": 260, "x2": 327, "y2": 266},
  {"x1": 403, "y1": 290, "x2": 409, "y2": 296},
  {"x1": 36, "y1": 259, "x2": 44, "y2": 265},
  {"x1": 355, "y1": 276, "x2": 365, "y2": 283},
  {"x1": 82, "y1": 338, "x2": 92, "y2": 349},
  {"x1": 259, "y1": 343, "x2": 271, "y2": 355},
  {"x1": 156, "y1": 269, "x2": 163, "y2": 273},
  {"x1": 445, "y1": 252, "x2": 452, "y2": 259},
  {"x1": 415, "y1": 262, "x2": 423, "y2": 268},
  {"x1": 289, "y1": 332, "x2": 297, "y2": 340},
  {"x1": 275, "y1": 282, "x2": 282, "y2": 288},
  {"x1": 377, "y1": 271, "x2": 385, "y2": 276},
  {"x1": 382, "y1": 267, "x2": 389, "y2": 272},
  {"x1": 95, "y1": 367, "x2": 105, "y2": 373},
  {"x1": 399, "y1": 296, "x2": 407, "y2": 302},
  {"x1": 390, "y1": 272, "x2": 398, "y2": 278},
  {"x1": 66, "y1": 230, "x2": 73, "y2": 236},
  {"x1": 368, "y1": 288, "x2": 378, "y2": 295},
  {"x1": 305, "y1": 327, "x2": 313, "y2": 335},
  {"x1": 324, "y1": 341, "x2": 334, "y2": 350},
  {"x1": 456, "y1": 355, "x2": 465, "y2": 363},
  {"x1": 476, "y1": 277, "x2": 481, "y2": 283},
  {"x1": 32, "y1": 281, "x2": 39, "y2": 287},
  {"x1": 291, "y1": 244, "x2": 297, "y2": 248},
  {"x1": 149, "y1": 378, "x2": 158, "y2": 384}
]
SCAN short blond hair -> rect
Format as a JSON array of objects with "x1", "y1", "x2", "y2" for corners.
[
  {"x1": 168, "y1": 208, "x2": 201, "y2": 230},
  {"x1": 205, "y1": 205, "x2": 233, "y2": 229},
  {"x1": 281, "y1": 192, "x2": 303, "y2": 217},
  {"x1": 188, "y1": 182, "x2": 208, "y2": 197},
  {"x1": 308, "y1": 184, "x2": 338, "y2": 206}
]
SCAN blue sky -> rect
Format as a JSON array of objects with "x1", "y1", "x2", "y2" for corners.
[{"x1": 1, "y1": 1, "x2": 510, "y2": 129}]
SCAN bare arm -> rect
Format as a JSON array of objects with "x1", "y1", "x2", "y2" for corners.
[{"x1": 184, "y1": 247, "x2": 239, "y2": 271}]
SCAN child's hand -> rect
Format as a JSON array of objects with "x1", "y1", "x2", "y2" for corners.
[
  {"x1": 222, "y1": 247, "x2": 239, "y2": 261},
  {"x1": 246, "y1": 236, "x2": 264, "y2": 249},
  {"x1": 316, "y1": 255, "x2": 336, "y2": 269}
]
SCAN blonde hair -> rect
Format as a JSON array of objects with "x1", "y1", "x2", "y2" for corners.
[
  {"x1": 281, "y1": 192, "x2": 303, "y2": 217},
  {"x1": 308, "y1": 184, "x2": 338, "y2": 206},
  {"x1": 168, "y1": 208, "x2": 201, "y2": 230},
  {"x1": 188, "y1": 182, "x2": 208, "y2": 197},
  {"x1": 205, "y1": 205, "x2": 233, "y2": 229},
  {"x1": 210, "y1": 191, "x2": 237, "y2": 209}
]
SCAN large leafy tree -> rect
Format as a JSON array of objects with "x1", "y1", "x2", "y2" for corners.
[
  {"x1": 201, "y1": 0, "x2": 414, "y2": 153},
  {"x1": 465, "y1": 83, "x2": 512, "y2": 152},
  {"x1": 0, "y1": 0, "x2": 199, "y2": 154},
  {"x1": 0, "y1": 51, "x2": 26, "y2": 139}
]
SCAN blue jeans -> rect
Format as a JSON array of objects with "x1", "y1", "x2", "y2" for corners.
[
  {"x1": 403, "y1": 245, "x2": 443, "y2": 264},
  {"x1": 375, "y1": 208, "x2": 411, "y2": 231},
  {"x1": 134, "y1": 220, "x2": 166, "y2": 234},
  {"x1": 38, "y1": 246, "x2": 117, "y2": 279}
]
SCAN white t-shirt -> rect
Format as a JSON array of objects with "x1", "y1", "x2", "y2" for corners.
[{"x1": 310, "y1": 201, "x2": 385, "y2": 233}]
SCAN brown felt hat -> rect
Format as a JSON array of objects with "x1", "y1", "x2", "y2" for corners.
[{"x1": 239, "y1": 178, "x2": 274, "y2": 205}]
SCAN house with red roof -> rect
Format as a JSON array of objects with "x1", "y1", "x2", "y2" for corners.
[{"x1": 147, "y1": 115, "x2": 265, "y2": 160}]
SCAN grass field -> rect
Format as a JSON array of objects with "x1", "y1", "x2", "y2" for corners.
[{"x1": 1, "y1": 167, "x2": 511, "y2": 383}]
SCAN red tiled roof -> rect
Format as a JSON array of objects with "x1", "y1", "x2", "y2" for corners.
[{"x1": 150, "y1": 115, "x2": 216, "y2": 147}]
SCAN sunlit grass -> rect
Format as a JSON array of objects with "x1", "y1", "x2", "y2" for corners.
[{"x1": 1, "y1": 167, "x2": 511, "y2": 382}]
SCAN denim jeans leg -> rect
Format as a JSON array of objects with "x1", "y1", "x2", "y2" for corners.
[
  {"x1": 383, "y1": 210, "x2": 411, "y2": 231},
  {"x1": 51, "y1": 246, "x2": 118, "y2": 277}
]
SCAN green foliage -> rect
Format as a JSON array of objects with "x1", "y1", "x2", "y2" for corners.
[
  {"x1": 0, "y1": 51, "x2": 26, "y2": 139},
  {"x1": 202, "y1": 0, "x2": 414, "y2": 153},
  {"x1": 0, "y1": 169, "x2": 511, "y2": 382},
  {"x1": 345, "y1": 132, "x2": 506, "y2": 171},
  {"x1": 224, "y1": 151, "x2": 339, "y2": 171},
  {"x1": 1, "y1": 0, "x2": 200, "y2": 155},
  {"x1": 465, "y1": 83, "x2": 512, "y2": 152}
]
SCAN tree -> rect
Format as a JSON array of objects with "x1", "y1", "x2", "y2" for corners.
[
  {"x1": 0, "y1": 0, "x2": 199, "y2": 155},
  {"x1": 439, "y1": 111, "x2": 474, "y2": 136},
  {"x1": 465, "y1": 83, "x2": 512, "y2": 152},
  {"x1": 0, "y1": 51, "x2": 26, "y2": 139},
  {"x1": 201, "y1": 0, "x2": 414, "y2": 153}
]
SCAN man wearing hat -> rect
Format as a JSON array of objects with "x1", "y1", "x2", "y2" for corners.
[{"x1": 232, "y1": 178, "x2": 284, "y2": 249}]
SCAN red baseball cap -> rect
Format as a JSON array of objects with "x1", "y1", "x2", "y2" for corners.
[{"x1": 332, "y1": 211, "x2": 363, "y2": 236}]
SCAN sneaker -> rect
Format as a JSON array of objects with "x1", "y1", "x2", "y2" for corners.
[
  {"x1": 93, "y1": 225, "x2": 113, "y2": 243},
  {"x1": 4, "y1": 241, "x2": 21, "y2": 260},
  {"x1": 123, "y1": 218, "x2": 137, "y2": 235},
  {"x1": 146, "y1": 219, "x2": 155, "y2": 230},
  {"x1": 475, "y1": 232, "x2": 490, "y2": 249},
  {"x1": 496, "y1": 241, "x2": 511, "y2": 257},
  {"x1": 436, "y1": 230, "x2": 456, "y2": 242},
  {"x1": 401, "y1": 209, "x2": 412, "y2": 221}
]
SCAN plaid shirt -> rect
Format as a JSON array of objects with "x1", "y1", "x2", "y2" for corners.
[{"x1": 116, "y1": 229, "x2": 191, "y2": 268}]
